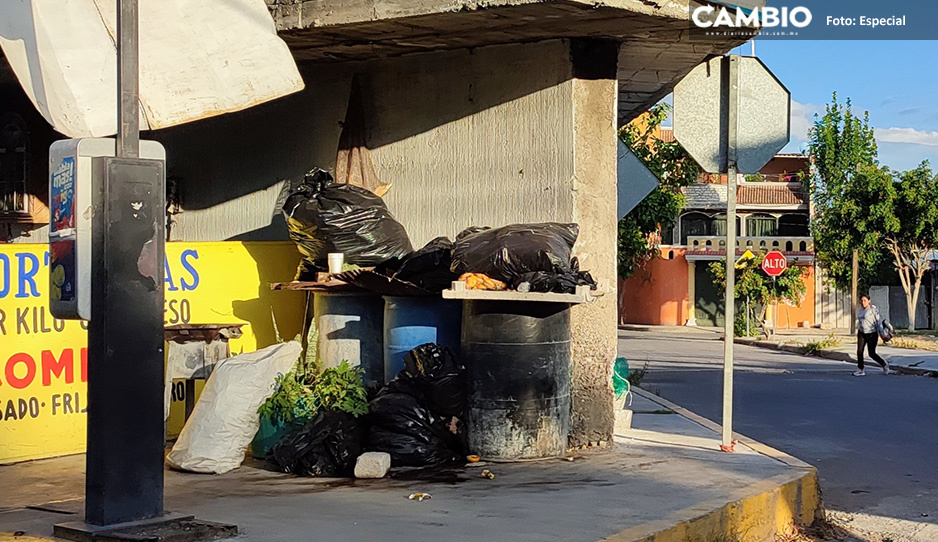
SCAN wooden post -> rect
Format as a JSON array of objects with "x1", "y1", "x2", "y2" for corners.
[{"x1": 851, "y1": 249, "x2": 859, "y2": 334}]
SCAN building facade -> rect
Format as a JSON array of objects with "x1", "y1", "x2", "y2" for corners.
[{"x1": 619, "y1": 149, "x2": 852, "y2": 329}]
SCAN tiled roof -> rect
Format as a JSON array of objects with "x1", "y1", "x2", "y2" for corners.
[
  {"x1": 681, "y1": 184, "x2": 728, "y2": 209},
  {"x1": 737, "y1": 184, "x2": 807, "y2": 206}
]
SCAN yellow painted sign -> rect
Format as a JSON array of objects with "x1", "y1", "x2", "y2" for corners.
[{"x1": 0, "y1": 242, "x2": 305, "y2": 464}]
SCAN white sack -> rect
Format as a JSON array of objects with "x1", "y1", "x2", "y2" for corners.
[{"x1": 166, "y1": 341, "x2": 301, "y2": 474}]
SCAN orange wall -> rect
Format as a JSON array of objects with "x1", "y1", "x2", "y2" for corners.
[
  {"x1": 772, "y1": 263, "x2": 817, "y2": 328},
  {"x1": 618, "y1": 256, "x2": 818, "y2": 328},
  {"x1": 619, "y1": 249, "x2": 690, "y2": 326}
]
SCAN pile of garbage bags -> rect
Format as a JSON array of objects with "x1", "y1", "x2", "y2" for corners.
[
  {"x1": 282, "y1": 166, "x2": 595, "y2": 293},
  {"x1": 451, "y1": 223, "x2": 595, "y2": 294},
  {"x1": 269, "y1": 343, "x2": 467, "y2": 476}
]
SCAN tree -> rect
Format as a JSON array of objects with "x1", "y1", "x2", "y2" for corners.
[
  {"x1": 808, "y1": 93, "x2": 938, "y2": 330},
  {"x1": 617, "y1": 103, "x2": 701, "y2": 279},
  {"x1": 883, "y1": 163, "x2": 938, "y2": 330},
  {"x1": 806, "y1": 92, "x2": 882, "y2": 290},
  {"x1": 708, "y1": 252, "x2": 808, "y2": 337}
]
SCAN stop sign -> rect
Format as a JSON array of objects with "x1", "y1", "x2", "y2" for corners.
[{"x1": 761, "y1": 250, "x2": 788, "y2": 277}]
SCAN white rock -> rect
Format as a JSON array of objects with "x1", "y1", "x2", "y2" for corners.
[{"x1": 355, "y1": 452, "x2": 391, "y2": 479}]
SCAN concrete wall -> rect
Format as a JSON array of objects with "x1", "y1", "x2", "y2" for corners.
[
  {"x1": 156, "y1": 40, "x2": 576, "y2": 245},
  {"x1": 366, "y1": 41, "x2": 574, "y2": 246}
]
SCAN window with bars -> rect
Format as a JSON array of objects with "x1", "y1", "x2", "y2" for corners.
[{"x1": 0, "y1": 113, "x2": 29, "y2": 215}]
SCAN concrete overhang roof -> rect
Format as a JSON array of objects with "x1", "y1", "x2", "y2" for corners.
[{"x1": 266, "y1": 0, "x2": 752, "y2": 124}]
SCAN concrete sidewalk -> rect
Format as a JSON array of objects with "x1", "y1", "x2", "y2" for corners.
[
  {"x1": 620, "y1": 324, "x2": 938, "y2": 376},
  {"x1": 735, "y1": 336, "x2": 938, "y2": 376},
  {"x1": 0, "y1": 392, "x2": 820, "y2": 542}
]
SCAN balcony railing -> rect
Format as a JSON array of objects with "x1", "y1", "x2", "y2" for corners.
[{"x1": 687, "y1": 236, "x2": 814, "y2": 253}]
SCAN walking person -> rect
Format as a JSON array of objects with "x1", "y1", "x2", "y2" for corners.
[{"x1": 855, "y1": 294, "x2": 894, "y2": 376}]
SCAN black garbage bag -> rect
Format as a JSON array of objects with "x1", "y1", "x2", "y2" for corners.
[
  {"x1": 451, "y1": 223, "x2": 593, "y2": 293},
  {"x1": 374, "y1": 237, "x2": 458, "y2": 293},
  {"x1": 282, "y1": 168, "x2": 413, "y2": 279},
  {"x1": 391, "y1": 343, "x2": 465, "y2": 418},
  {"x1": 365, "y1": 343, "x2": 467, "y2": 467},
  {"x1": 509, "y1": 257, "x2": 597, "y2": 294},
  {"x1": 270, "y1": 410, "x2": 363, "y2": 477},
  {"x1": 365, "y1": 393, "x2": 463, "y2": 467}
]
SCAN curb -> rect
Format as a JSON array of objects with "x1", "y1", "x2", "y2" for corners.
[
  {"x1": 603, "y1": 389, "x2": 821, "y2": 542},
  {"x1": 735, "y1": 337, "x2": 938, "y2": 376}
]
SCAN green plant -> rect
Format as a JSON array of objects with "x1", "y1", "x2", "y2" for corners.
[
  {"x1": 744, "y1": 173, "x2": 764, "y2": 183},
  {"x1": 258, "y1": 360, "x2": 369, "y2": 425},
  {"x1": 709, "y1": 253, "x2": 808, "y2": 337},
  {"x1": 617, "y1": 103, "x2": 701, "y2": 280},
  {"x1": 627, "y1": 361, "x2": 648, "y2": 386},
  {"x1": 258, "y1": 371, "x2": 318, "y2": 425},
  {"x1": 312, "y1": 361, "x2": 369, "y2": 417},
  {"x1": 734, "y1": 314, "x2": 760, "y2": 338},
  {"x1": 804, "y1": 333, "x2": 841, "y2": 355}
]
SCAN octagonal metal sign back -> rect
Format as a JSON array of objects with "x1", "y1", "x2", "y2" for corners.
[{"x1": 673, "y1": 56, "x2": 790, "y2": 174}]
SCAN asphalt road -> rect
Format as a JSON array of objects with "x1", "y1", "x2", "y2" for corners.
[{"x1": 618, "y1": 328, "x2": 938, "y2": 541}]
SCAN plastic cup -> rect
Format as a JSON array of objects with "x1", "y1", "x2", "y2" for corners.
[{"x1": 328, "y1": 253, "x2": 344, "y2": 274}]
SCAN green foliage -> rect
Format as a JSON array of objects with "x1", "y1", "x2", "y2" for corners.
[
  {"x1": 258, "y1": 371, "x2": 318, "y2": 425},
  {"x1": 617, "y1": 103, "x2": 701, "y2": 280},
  {"x1": 312, "y1": 361, "x2": 369, "y2": 417},
  {"x1": 744, "y1": 173, "x2": 763, "y2": 183},
  {"x1": 807, "y1": 93, "x2": 938, "y2": 329},
  {"x1": 734, "y1": 314, "x2": 760, "y2": 338},
  {"x1": 806, "y1": 92, "x2": 885, "y2": 290},
  {"x1": 708, "y1": 252, "x2": 808, "y2": 336},
  {"x1": 258, "y1": 361, "x2": 369, "y2": 425}
]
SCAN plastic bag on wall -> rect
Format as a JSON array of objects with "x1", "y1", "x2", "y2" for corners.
[{"x1": 282, "y1": 168, "x2": 413, "y2": 279}]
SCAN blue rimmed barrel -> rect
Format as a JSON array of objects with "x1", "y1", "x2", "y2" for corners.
[
  {"x1": 383, "y1": 296, "x2": 461, "y2": 383},
  {"x1": 313, "y1": 292, "x2": 385, "y2": 388},
  {"x1": 462, "y1": 300, "x2": 571, "y2": 460}
]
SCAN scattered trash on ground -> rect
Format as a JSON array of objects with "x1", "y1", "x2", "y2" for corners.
[
  {"x1": 480, "y1": 469, "x2": 495, "y2": 479},
  {"x1": 408, "y1": 493, "x2": 431, "y2": 502}
]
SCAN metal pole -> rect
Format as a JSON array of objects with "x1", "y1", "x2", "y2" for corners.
[
  {"x1": 851, "y1": 249, "x2": 859, "y2": 334},
  {"x1": 117, "y1": 0, "x2": 139, "y2": 158},
  {"x1": 722, "y1": 55, "x2": 739, "y2": 450}
]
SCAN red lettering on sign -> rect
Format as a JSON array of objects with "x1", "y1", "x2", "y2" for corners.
[
  {"x1": 4, "y1": 353, "x2": 36, "y2": 389},
  {"x1": 81, "y1": 347, "x2": 88, "y2": 383},
  {"x1": 761, "y1": 251, "x2": 788, "y2": 277},
  {"x1": 42, "y1": 349, "x2": 74, "y2": 386}
]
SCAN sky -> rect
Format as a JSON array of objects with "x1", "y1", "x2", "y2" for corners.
[{"x1": 728, "y1": 40, "x2": 938, "y2": 172}]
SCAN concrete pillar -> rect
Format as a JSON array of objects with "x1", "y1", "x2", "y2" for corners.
[
  {"x1": 568, "y1": 38, "x2": 619, "y2": 446},
  {"x1": 686, "y1": 260, "x2": 697, "y2": 326}
]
